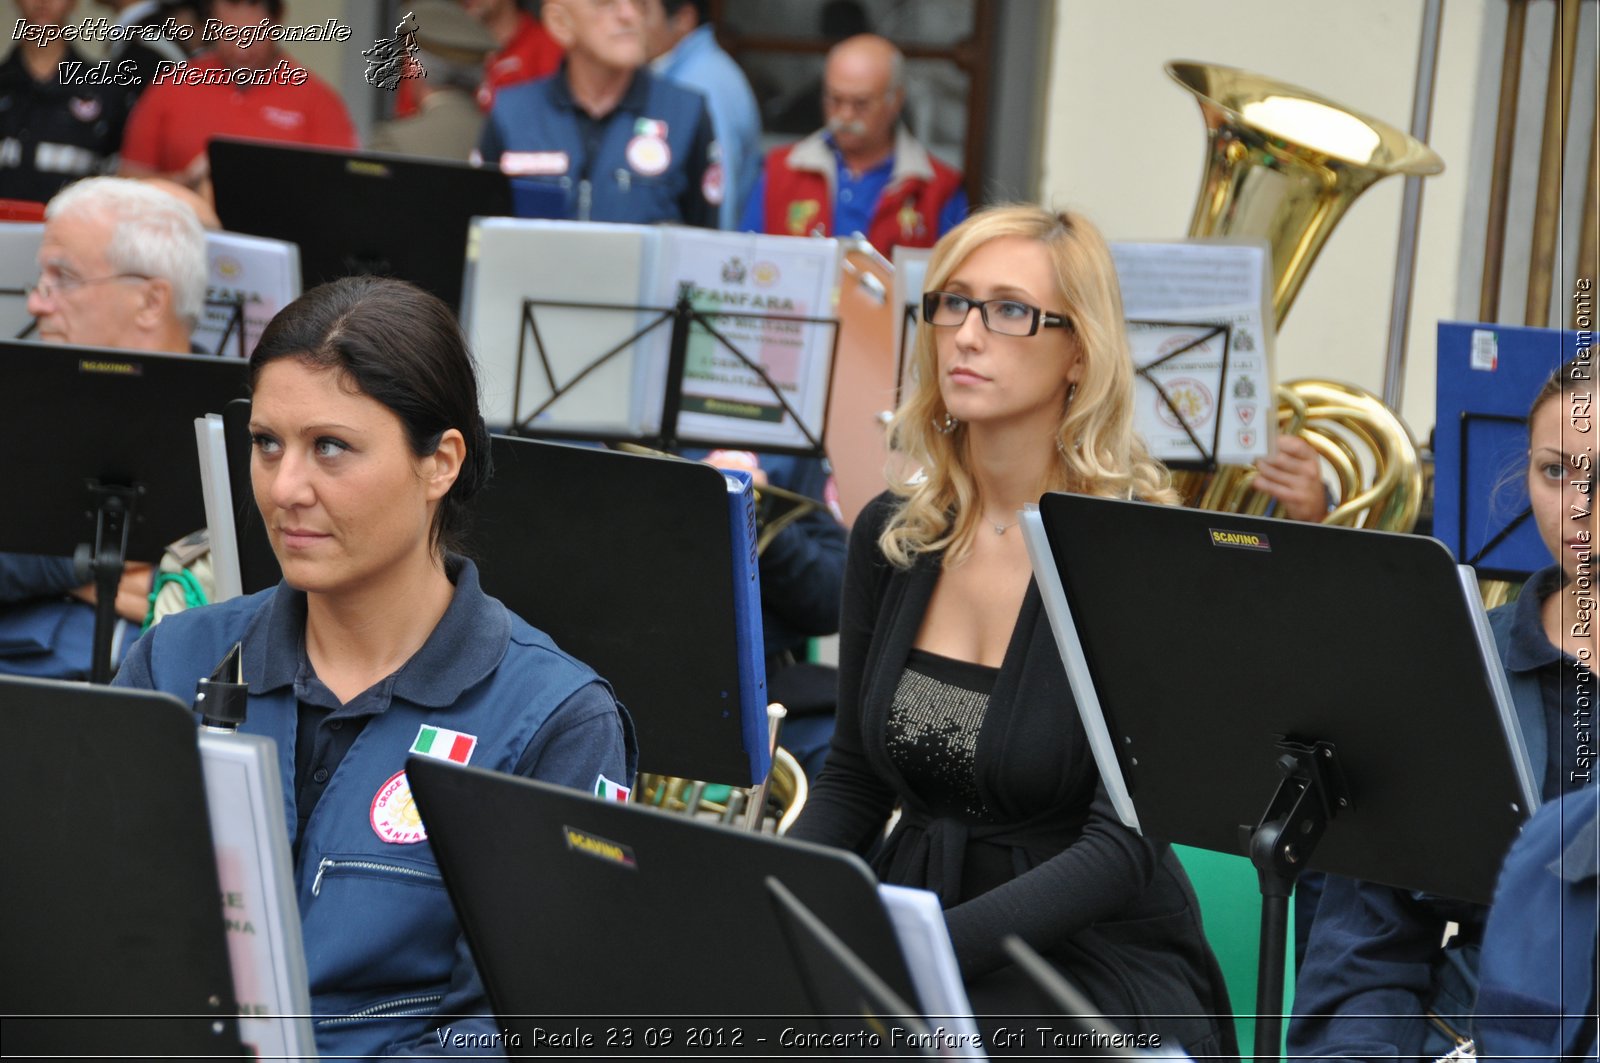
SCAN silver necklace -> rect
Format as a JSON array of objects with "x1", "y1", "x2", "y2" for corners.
[{"x1": 989, "y1": 517, "x2": 1018, "y2": 535}]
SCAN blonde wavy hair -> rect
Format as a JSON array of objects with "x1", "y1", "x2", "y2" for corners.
[{"x1": 881, "y1": 204, "x2": 1176, "y2": 569}]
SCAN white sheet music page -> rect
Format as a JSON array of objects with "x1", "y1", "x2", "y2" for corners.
[{"x1": 876, "y1": 883, "x2": 987, "y2": 1059}]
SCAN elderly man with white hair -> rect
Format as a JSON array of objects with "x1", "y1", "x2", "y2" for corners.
[
  {"x1": 26, "y1": 175, "x2": 207, "y2": 353},
  {"x1": 2, "y1": 176, "x2": 208, "y2": 680}
]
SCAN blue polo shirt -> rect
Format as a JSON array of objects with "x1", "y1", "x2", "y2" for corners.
[
  {"x1": 1502, "y1": 566, "x2": 1596, "y2": 798},
  {"x1": 279, "y1": 557, "x2": 623, "y2": 850}
]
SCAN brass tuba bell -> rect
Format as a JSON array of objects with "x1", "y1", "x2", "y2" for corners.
[
  {"x1": 1167, "y1": 60, "x2": 1444, "y2": 325},
  {"x1": 1165, "y1": 61, "x2": 1441, "y2": 530}
]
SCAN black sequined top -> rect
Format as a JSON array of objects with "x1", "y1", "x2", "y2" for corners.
[{"x1": 886, "y1": 648, "x2": 1000, "y2": 821}]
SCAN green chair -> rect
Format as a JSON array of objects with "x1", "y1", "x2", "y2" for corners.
[{"x1": 1174, "y1": 844, "x2": 1298, "y2": 1058}]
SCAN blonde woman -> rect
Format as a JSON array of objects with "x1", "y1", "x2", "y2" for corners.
[{"x1": 787, "y1": 205, "x2": 1234, "y2": 1054}]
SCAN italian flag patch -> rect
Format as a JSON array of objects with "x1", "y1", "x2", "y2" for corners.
[
  {"x1": 594, "y1": 774, "x2": 631, "y2": 802},
  {"x1": 411, "y1": 725, "x2": 477, "y2": 765}
]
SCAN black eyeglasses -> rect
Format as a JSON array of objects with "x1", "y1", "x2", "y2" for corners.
[{"x1": 921, "y1": 291, "x2": 1073, "y2": 337}]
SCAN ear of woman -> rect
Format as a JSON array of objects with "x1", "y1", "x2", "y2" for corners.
[{"x1": 421, "y1": 428, "x2": 467, "y2": 504}]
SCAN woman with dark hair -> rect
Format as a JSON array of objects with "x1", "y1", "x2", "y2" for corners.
[
  {"x1": 1290, "y1": 358, "x2": 1595, "y2": 1060},
  {"x1": 785, "y1": 204, "x2": 1235, "y2": 1055},
  {"x1": 116, "y1": 276, "x2": 635, "y2": 1059}
]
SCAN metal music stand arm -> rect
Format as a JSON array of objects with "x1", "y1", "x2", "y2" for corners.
[
  {"x1": 509, "y1": 297, "x2": 676, "y2": 437},
  {"x1": 75, "y1": 482, "x2": 142, "y2": 684},
  {"x1": 657, "y1": 283, "x2": 694, "y2": 449},
  {"x1": 680, "y1": 289, "x2": 839, "y2": 458},
  {"x1": 1246, "y1": 738, "x2": 1347, "y2": 1063}
]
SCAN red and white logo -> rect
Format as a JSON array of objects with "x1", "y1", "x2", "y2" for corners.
[
  {"x1": 69, "y1": 97, "x2": 102, "y2": 123},
  {"x1": 625, "y1": 135, "x2": 670, "y2": 177},
  {"x1": 260, "y1": 106, "x2": 306, "y2": 130},
  {"x1": 701, "y1": 161, "x2": 725, "y2": 205},
  {"x1": 370, "y1": 770, "x2": 427, "y2": 845}
]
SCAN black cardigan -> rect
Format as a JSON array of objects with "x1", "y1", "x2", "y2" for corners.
[{"x1": 787, "y1": 493, "x2": 1235, "y2": 1052}]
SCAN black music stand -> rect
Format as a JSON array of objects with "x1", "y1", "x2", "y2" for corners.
[
  {"x1": 1024, "y1": 494, "x2": 1539, "y2": 1062},
  {"x1": 766, "y1": 877, "x2": 937, "y2": 1057},
  {"x1": 0, "y1": 676, "x2": 246, "y2": 1057},
  {"x1": 507, "y1": 283, "x2": 839, "y2": 458},
  {"x1": 209, "y1": 139, "x2": 512, "y2": 314},
  {"x1": 473, "y1": 436, "x2": 765, "y2": 784},
  {"x1": 1, "y1": 341, "x2": 249, "y2": 680},
  {"x1": 407, "y1": 759, "x2": 918, "y2": 1042}
]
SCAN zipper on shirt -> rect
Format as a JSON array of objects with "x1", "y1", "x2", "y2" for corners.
[
  {"x1": 316, "y1": 992, "x2": 446, "y2": 1026},
  {"x1": 615, "y1": 167, "x2": 630, "y2": 194},
  {"x1": 311, "y1": 856, "x2": 442, "y2": 897}
]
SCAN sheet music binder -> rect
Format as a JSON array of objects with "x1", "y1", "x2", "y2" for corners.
[
  {"x1": 722, "y1": 467, "x2": 770, "y2": 774},
  {"x1": 464, "y1": 220, "x2": 839, "y2": 455},
  {"x1": 507, "y1": 288, "x2": 837, "y2": 456}
]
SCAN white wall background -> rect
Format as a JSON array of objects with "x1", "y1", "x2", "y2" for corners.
[{"x1": 1038, "y1": 0, "x2": 1500, "y2": 436}]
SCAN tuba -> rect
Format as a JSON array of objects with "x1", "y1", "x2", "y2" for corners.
[{"x1": 1164, "y1": 62, "x2": 1441, "y2": 529}]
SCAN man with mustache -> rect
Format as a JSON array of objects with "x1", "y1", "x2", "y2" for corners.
[{"x1": 741, "y1": 34, "x2": 967, "y2": 257}]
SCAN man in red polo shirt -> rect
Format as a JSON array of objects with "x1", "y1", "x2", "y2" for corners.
[
  {"x1": 467, "y1": 0, "x2": 563, "y2": 112},
  {"x1": 119, "y1": 0, "x2": 355, "y2": 195}
]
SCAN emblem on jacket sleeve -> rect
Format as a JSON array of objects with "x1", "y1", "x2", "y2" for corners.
[
  {"x1": 594, "y1": 774, "x2": 632, "y2": 802},
  {"x1": 371, "y1": 770, "x2": 428, "y2": 844},
  {"x1": 787, "y1": 199, "x2": 821, "y2": 236},
  {"x1": 897, "y1": 198, "x2": 925, "y2": 240},
  {"x1": 702, "y1": 160, "x2": 725, "y2": 205}
]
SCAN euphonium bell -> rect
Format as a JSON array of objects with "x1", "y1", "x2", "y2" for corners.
[{"x1": 1167, "y1": 61, "x2": 1444, "y2": 325}]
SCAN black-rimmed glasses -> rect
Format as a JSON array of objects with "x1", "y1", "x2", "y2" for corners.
[{"x1": 921, "y1": 291, "x2": 1072, "y2": 337}]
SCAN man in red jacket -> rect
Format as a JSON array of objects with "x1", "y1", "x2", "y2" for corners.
[{"x1": 741, "y1": 34, "x2": 966, "y2": 256}]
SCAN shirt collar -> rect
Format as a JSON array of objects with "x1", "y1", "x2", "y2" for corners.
[
  {"x1": 827, "y1": 134, "x2": 895, "y2": 180},
  {"x1": 1503, "y1": 565, "x2": 1565, "y2": 672},
  {"x1": 551, "y1": 62, "x2": 650, "y2": 119},
  {"x1": 244, "y1": 556, "x2": 510, "y2": 710}
]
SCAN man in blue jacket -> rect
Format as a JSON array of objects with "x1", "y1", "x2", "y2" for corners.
[
  {"x1": 477, "y1": 0, "x2": 720, "y2": 227},
  {"x1": 641, "y1": 0, "x2": 760, "y2": 230}
]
